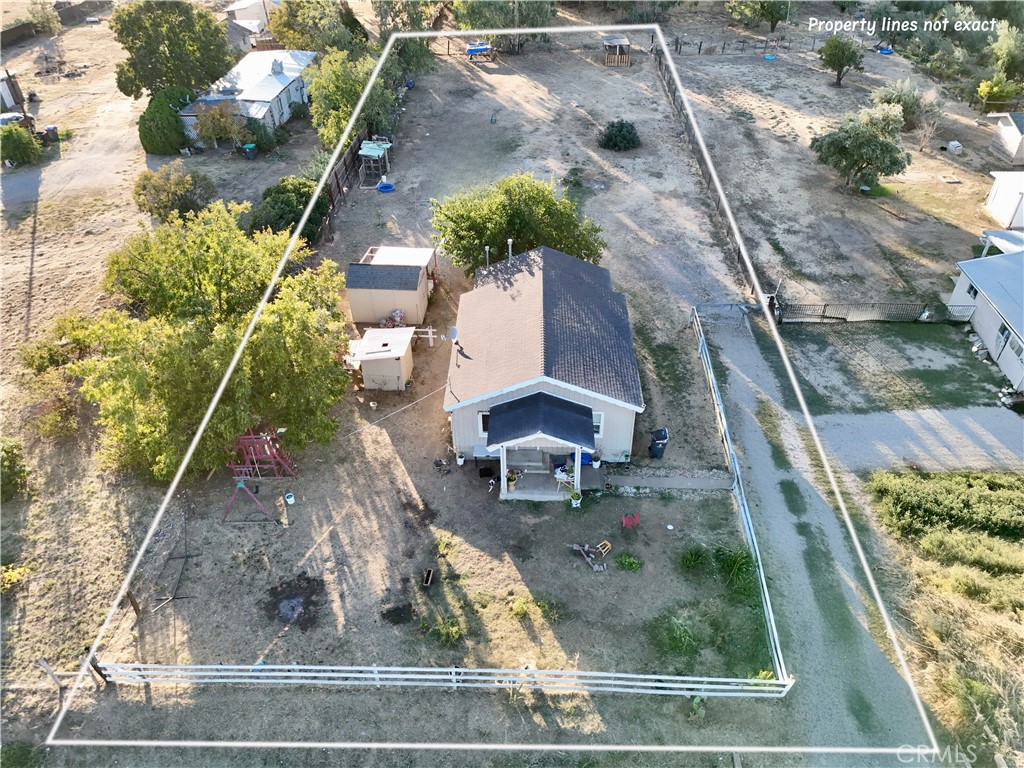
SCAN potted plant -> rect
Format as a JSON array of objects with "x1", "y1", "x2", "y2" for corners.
[
  {"x1": 569, "y1": 489, "x2": 582, "y2": 508},
  {"x1": 456, "y1": 452, "x2": 466, "y2": 466},
  {"x1": 591, "y1": 452, "x2": 602, "y2": 469},
  {"x1": 506, "y1": 469, "x2": 518, "y2": 491}
]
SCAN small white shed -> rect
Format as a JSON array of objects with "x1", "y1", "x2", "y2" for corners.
[
  {"x1": 345, "y1": 246, "x2": 438, "y2": 325},
  {"x1": 989, "y1": 113, "x2": 1024, "y2": 166},
  {"x1": 349, "y1": 327, "x2": 416, "y2": 392},
  {"x1": 985, "y1": 172, "x2": 1024, "y2": 231}
]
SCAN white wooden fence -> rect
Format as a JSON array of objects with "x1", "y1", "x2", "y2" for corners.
[{"x1": 98, "y1": 662, "x2": 793, "y2": 697}]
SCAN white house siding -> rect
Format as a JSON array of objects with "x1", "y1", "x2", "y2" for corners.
[
  {"x1": 951, "y1": 273, "x2": 1024, "y2": 390},
  {"x1": 449, "y1": 379, "x2": 638, "y2": 461},
  {"x1": 986, "y1": 173, "x2": 1024, "y2": 230},
  {"x1": 990, "y1": 117, "x2": 1024, "y2": 165}
]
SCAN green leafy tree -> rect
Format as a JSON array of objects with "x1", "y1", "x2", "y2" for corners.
[
  {"x1": 309, "y1": 50, "x2": 398, "y2": 149},
  {"x1": 372, "y1": 0, "x2": 435, "y2": 74},
  {"x1": 269, "y1": 0, "x2": 367, "y2": 52},
  {"x1": 195, "y1": 102, "x2": 254, "y2": 148},
  {"x1": 29, "y1": 0, "x2": 61, "y2": 35},
  {"x1": 430, "y1": 172, "x2": 606, "y2": 276},
  {"x1": 612, "y1": 1, "x2": 681, "y2": 23},
  {"x1": 138, "y1": 86, "x2": 191, "y2": 155},
  {"x1": 991, "y1": 20, "x2": 1024, "y2": 81},
  {"x1": 251, "y1": 175, "x2": 331, "y2": 243},
  {"x1": 819, "y1": 35, "x2": 864, "y2": 86},
  {"x1": 109, "y1": 1, "x2": 235, "y2": 99},
  {"x1": 810, "y1": 104, "x2": 911, "y2": 188},
  {"x1": 452, "y1": 0, "x2": 556, "y2": 53},
  {"x1": 977, "y1": 71, "x2": 1023, "y2": 111},
  {"x1": 133, "y1": 160, "x2": 217, "y2": 221},
  {"x1": 1, "y1": 125, "x2": 41, "y2": 165},
  {"x1": 871, "y1": 79, "x2": 926, "y2": 130},
  {"x1": 105, "y1": 201, "x2": 299, "y2": 322},
  {"x1": 725, "y1": 1, "x2": 787, "y2": 32}
]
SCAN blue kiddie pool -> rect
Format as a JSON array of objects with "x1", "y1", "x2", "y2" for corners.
[
  {"x1": 879, "y1": 47, "x2": 893, "y2": 54},
  {"x1": 764, "y1": 54, "x2": 776, "y2": 60},
  {"x1": 377, "y1": 182, "x2": 395, "y2": 193}
]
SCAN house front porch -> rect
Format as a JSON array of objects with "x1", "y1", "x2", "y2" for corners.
[{"x1": 503, "y1": 464, "x2": 605, "y2": 502}]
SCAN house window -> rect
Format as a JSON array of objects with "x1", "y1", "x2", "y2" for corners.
[
  {"x1": 998, "y1": 323, "x2": 1011, "y2": 343},
  {"x1": 478, "y1": 412, "x2": 489, "y2": 437},
  {"x1": 592, "y1": 412, "x2": 604, "y2": 438},
  {"x1": 966, "y1": 283, "x2": 978, "y2": 299},
  {"x1": 1009, "y1": 336, "x2": 1023, "y2": 357}
]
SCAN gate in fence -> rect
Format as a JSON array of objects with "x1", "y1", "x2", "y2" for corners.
[{"x1": 780, "y1": 302, "x2": 928, "y2": 323}]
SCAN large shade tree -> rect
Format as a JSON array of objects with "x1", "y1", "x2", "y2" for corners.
[
  {"x1": 818, "y1": 34, "x2": 864, "y2": 86},
  {"x1": 110, "y1": 1, "x2": 235, "y2": 99},
  {"x1": 452, "y1": 0, "x2": 556, "y2": 53},
  {"x1": 309, "y1": 49, "x2": 398, "y2": 148},
  {"x1": 19, "y1": 203, "x2": 353, "y2": 479},
  {"x1": 810, "y1": 104, "x2": 911, "y2": 188},
  {"x1": 430, "y1": 173, "x2": 606, "y2": 276}
]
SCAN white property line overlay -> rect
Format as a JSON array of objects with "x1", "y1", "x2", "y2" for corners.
[{"x1": 45, "y1": 22, "x2": 940, "y2": 759}]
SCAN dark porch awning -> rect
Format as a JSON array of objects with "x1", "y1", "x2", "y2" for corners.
[{"x1": 487, "y1": 392, "x2": 595, "y2": 451}]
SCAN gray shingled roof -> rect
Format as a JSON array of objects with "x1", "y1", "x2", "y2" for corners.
[
  {"x1": 346, "y1": 263, "x2": 421, "y2": 291},
  {"x1": 444, "y1": 247, "x2": 644, "y2": 410},
  {"x1": 487, "y1": 392, "x2": 595, "y2": 450},
  {"x1": 1010, "y1": 113, "x2": 1024, "y2": 134}
]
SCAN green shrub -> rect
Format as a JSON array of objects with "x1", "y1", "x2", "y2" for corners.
[
  {"x1": 245, "y1": 117, "x2": 277, "y2": 152},
  {"x1": 509, "y1": 595, "x2": 532, "y2": 618},
  {"x1": 871, "y1": 79, "x2": 926, "y2": 130},
  {"x1": 534, "y1": 597, "x2": 564, "y2": 623},
  {"x1": 1, "y1": 125, "x2": 41, "y2": 165},
  {"x1": 432, "y1": 615, "x2": 463, "y2": 645},
  {"x1": 647, "y1": 609, "x2": 702, "y2": 658},
  {"x1": 615, "y1": 552, "x2": 643, "y2": 571},
  {"x1": 714, "y1": 547, "x2": 757, "y2": 597},
  {"x1": 138, "y1": 86, "x2": 191, "y2": 155},
  {"x1": 0, "y1": 439, "x2": 29, "y2": 502},
  {"x1": 289, "y1": 101, "x2": 310, "y2": 120},
  {"x1": 25, "y1": 368, "x2": 80, "y2": 439},
  {"x1": 1, "y1": 563, "x2": 31, "y2": 595},
  {"x1": 133, "y1": 159, "x2": 217, "y2": 221},
  {"x1": 250, "y1": 175, "x2": 330, "y2": 243},
  {"x1": 19, "y1": 312, "x2": 93, "y2": 374},
  {"x1": 678, "y1": 544, "x2": 710, "y2": 572},
  {"x1": 598, "y1": 119, "x2": 641, "y2": 151},
  {"x1": 918, "y1": 530, "x2": 1024, "y2": 575},
  {"x1": 0, "y1": 740, "x2": 45, "y2": 768}
]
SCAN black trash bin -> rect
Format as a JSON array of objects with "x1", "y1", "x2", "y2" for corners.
[
  {"x1": 649, "y1": 428, "x2": 670, "y2": 459},
  {"x1": 242, "y1": 143, "x2": 257, "y2": 160}
]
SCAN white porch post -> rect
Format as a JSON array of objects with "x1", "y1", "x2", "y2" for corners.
[
  {"x1": 980, "y1": 235, "x2": 992, "y2": 258},
  {"x1": 573, "y1": 447, "x2": 581, "y2": 491},
  {"x1": 500, "y1": 446, "x2": 508, "y2": 494}
]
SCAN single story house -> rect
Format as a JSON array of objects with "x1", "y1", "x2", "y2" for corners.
[
  {"x1": 345, "y1": 246, "x2": 438, "y2": 326},
  {"x1": 949, "y1": 250, "x2": 1024, "y2": 392},
  {"x1": 178, "y1": 50, "x2": 315, "y2": 145},
  {"x1": 224, "y1": 0, "x2": 278, "y2": 26},
  {"x1": 443, "y1": 246, "x2": 645, "y2": 500},
  {"x1": 226, "y1": 18, "x2": 263, "y2": 51},
  {"x1": 989, "y1": 113, "x2": 1024, "y2": 166},
  {"x1": 985, "y1": 172, "x2": 1024, "y2": 231},
  {"x1": 347, "y1": 327, "x2": 416, "y2": 392}
]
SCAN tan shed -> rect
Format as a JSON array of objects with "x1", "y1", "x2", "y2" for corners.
[
  {"x1": 350, "y1": 326, "x2": 416, "y2": 391},
  {"x1": 345, "y1": 246, "x2": 438, "y2": 325}
]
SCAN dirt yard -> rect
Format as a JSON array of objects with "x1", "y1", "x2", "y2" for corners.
[{"x1": 4, "y1": 2, "x2": 1015, "y2": 765}]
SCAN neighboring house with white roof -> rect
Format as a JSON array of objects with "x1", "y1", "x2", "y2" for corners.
[
  {"x1": 985, "y1": 172, "x2": 1024, "y2": 230},
  {"x1": 345, "y1": 246, "x2": 439, "y2": 325},
  {"x1": 443, "y1": 247, "x2": 645, "y2": 499},
  {"x1": 989, "y1": 113, "x2": 1024, "y2": 166},
  {"x1": 949, "y1": 250, "x2": 1024, "y2": 392},
  {"x1": 178, "y1": 50, "x2": 315, "y2": 145}
]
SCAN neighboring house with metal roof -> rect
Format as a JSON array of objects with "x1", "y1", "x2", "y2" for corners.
[
  {"x1": 444, "y1": 246, "x2": 645, "y2": 499},
  {"x1": 949, "y1": 250, "x2": 1024, "y2": 392},
  {"x1": 178, "y1": 50, "x2": 315, "y2": 145},
  {"x1": 989, "y1": 113, "x2": 1024, "y2": 166},
  {"x1": 345, "y1": 246, "x2": 438, "y2": 325}
]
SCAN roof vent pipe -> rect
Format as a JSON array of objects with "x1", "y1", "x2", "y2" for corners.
[{"x1": 485, "y1": 245, "x2": 490, "y2": 267}]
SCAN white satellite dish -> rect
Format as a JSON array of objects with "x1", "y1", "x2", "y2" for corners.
[{"x1": 449, "y1": 327, "x2": 458, "y2": 343}]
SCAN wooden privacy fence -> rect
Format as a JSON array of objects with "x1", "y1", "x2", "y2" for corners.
[
  {"x1": 324, "y1": 132, "x2": 365, "y2": 207},
  {"x1": 690, "y1": 308, "x2": 790, "y2": 686},
  {"x1": 652, "y1": 50, "x2": 752, "y2": 296},
  {"x1": 96, "y1": 662, "x2": 793, "y2": 698}
]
